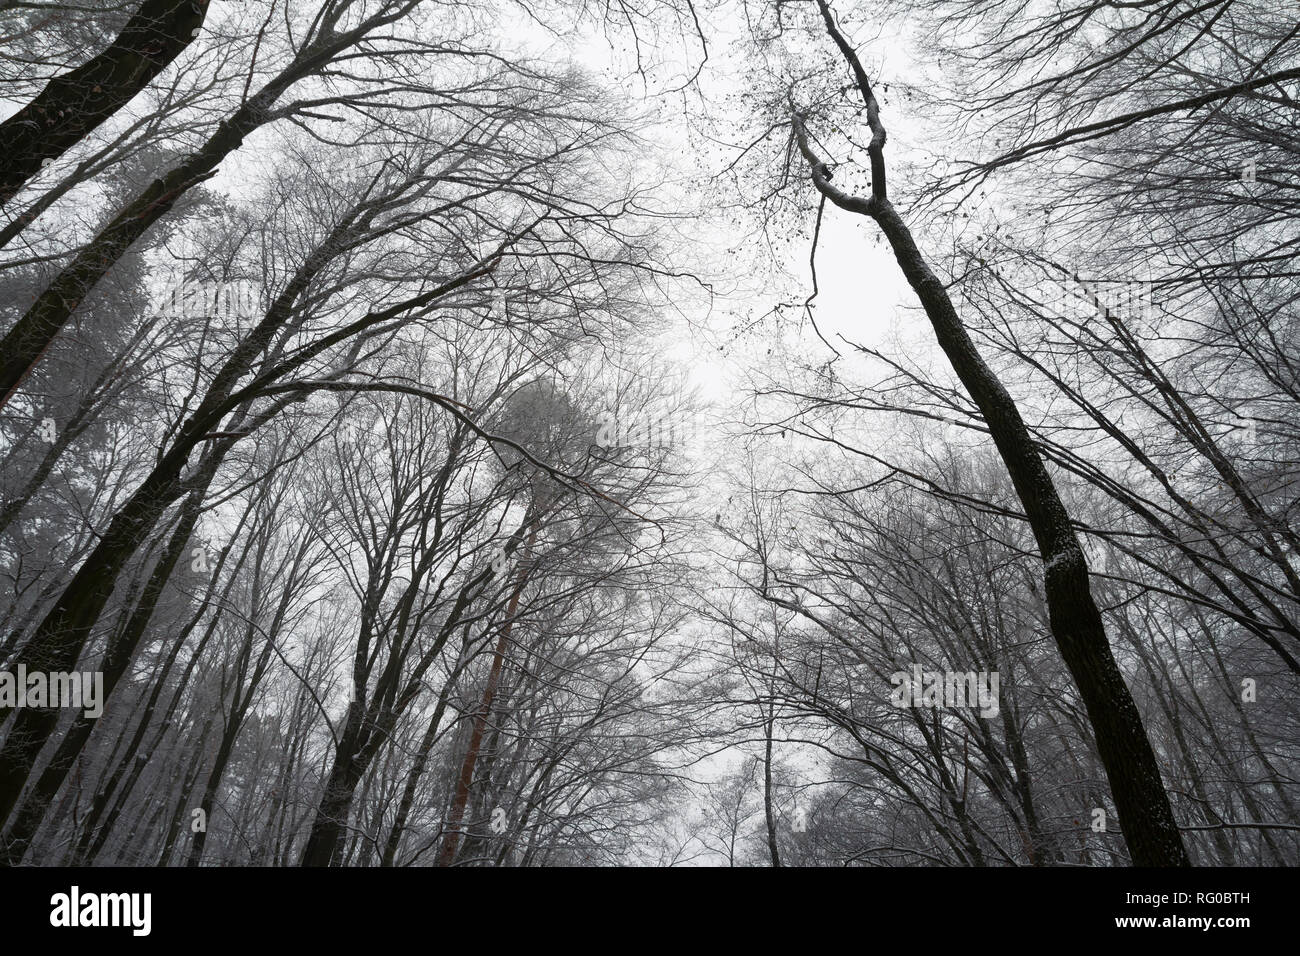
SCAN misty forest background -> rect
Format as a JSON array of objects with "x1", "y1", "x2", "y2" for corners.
[{"x1": 0, "y1": 0, "x2": 1297, "y2": 867}]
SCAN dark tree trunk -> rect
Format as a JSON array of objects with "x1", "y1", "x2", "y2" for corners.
[
  {"x1": 0, "y1": 451, "x2": 191, "y2": 831},
  {"x1": 0, "y1": 0, "x2": 212, "y2": 207},
  {"x1": 81, "y1": 586, "x2": 225, "y2": 864},
  {"x1": 871, "y1": 202, "x2": 1188, "y2": 866},
  {"x1": 298, "y1": 710, "x2": 366, "y2": 867},
  {"x1": 183, "y1": 717, "x2": 240, "y2": 867},
  {"x1": 380, "y1": 683, "x2": 456, "y2": 866},
  {"x1": 763, "y1": 704, "x2": 782, "y2": 867},
  {"x1": 792, "y1": 0, "x2": 1189, "y2": 866},
  {"x1": 0, "y1": 475, "x2": 213, "y2": 864}
]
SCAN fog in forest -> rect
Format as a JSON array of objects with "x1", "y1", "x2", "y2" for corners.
[{"x1": 0, "y1": 0, "x2": 1296, "y2": 871}]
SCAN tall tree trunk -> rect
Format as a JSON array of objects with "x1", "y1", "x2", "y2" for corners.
[
  {"x1": 73, "y1": 534, "x2": 240, "y2": 864},
  {"x1": 763, "y1": 698, "x2": 782, "y2": 867},
  {"x1": 0, "y1": 473, "x2": 214, "y2": 864},
  {"x1": 154, "y1": 714, "x2": 213, "y2": 865},
  {"x1": 436, "y1": 522, "x2": 539, "y2": 867},
  {"x1": 790, "y1": 0, "x2": 1189, "y2": 867},
  {"x1": 81, "y1": 586, "x2": 225, "y2": 864},
  {"x1": 0, "y1": 452, "x2": 192, "y2": 829},
  {"x1": 183, "y1": 715, "x2": 241, "y2": 867},
  {"x1": 380, "y1": 678, "x2": 457, "y2": 866},
  {"x1": 0, "y1": 204, "x2": 391, "y2": 819}
]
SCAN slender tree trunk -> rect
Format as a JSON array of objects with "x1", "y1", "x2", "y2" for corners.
[
  {"x1": 436, "y1": 522, "x2": 539, "y2": 867},
  {"x1": 999, "y1": 685, "x2": 1059, "y2": 865},
  {"x1": 154, "y1": 715, "x2": 212, "y2": 865},
  {"x1": 183, "y1": 716, "x2": 241, "y2": 867},
  {"x1": 763, "y1": 701, "x2": 782, "y2": 867},
  {"x1": 380, "y1": 681, "x2": 456, "y2": 866},
  {"x1": 791, "y1": 0, "x2": 1189, "y2": 866},
  {"x1": 82, "y1": 587, "x2": 225, "y2": 864}
]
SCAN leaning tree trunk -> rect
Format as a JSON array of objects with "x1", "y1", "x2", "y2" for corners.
[
  {"x1": 380, "y1": 675, "x2": 458, "y2": 866},
  {"x1": 0, "y1": 469, "x2": 218, "y2": 865},
  {"x1": 0, "y1": 15, "x2": 365, "y2": 410},
  {"x1": 787, "y1": 0, "x2": 1189, "y2": 867},
  {"x1": 0, "y1": 0, "x2": 212, "y2": 207}
]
